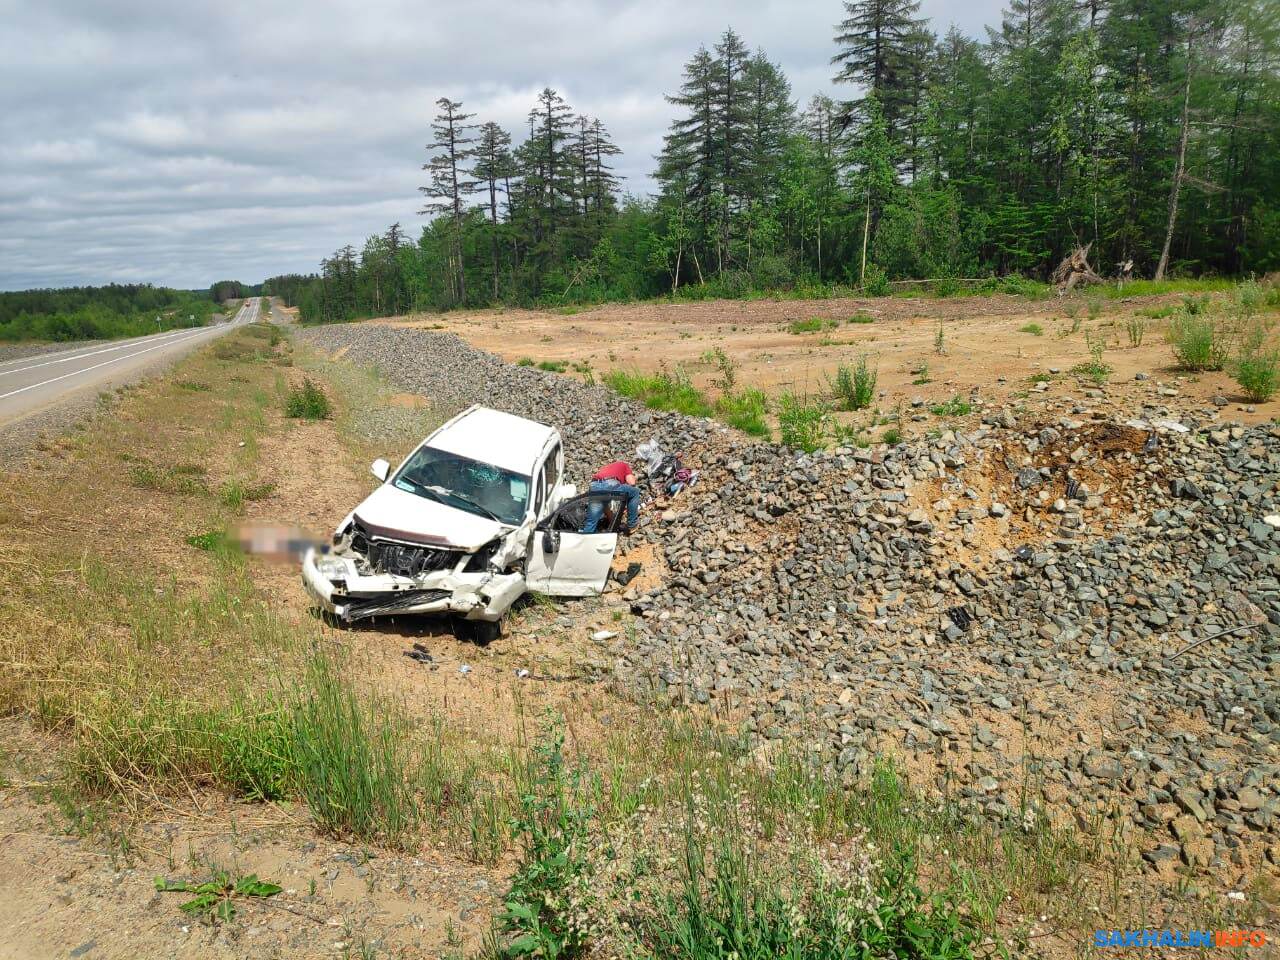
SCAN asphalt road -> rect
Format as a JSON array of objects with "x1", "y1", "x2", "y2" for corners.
[{"x1": 0, "y1": 298, "x2": 258, "y2": 432}]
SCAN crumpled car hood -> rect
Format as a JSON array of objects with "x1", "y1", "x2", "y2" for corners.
[{"x1": 352, "y1": 483, "x2": 505, "y2": 552}]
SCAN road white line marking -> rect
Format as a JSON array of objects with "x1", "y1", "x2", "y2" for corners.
[
  {"x1": 0, "y1": 300, "x2": 254, "y2": 375},
  {"x1": 0, "y1": 326, "x2": 219, "y2": 402},
  {"x1": 0, "y1": 328, "x2": 199, "y2": 378}
]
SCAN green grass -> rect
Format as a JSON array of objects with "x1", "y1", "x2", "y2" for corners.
[
  {"x1": 1098, "y1": 277, "x2": 1235, "y2": 299},
  {"x1": 128, "y1": 460, "x2": 208, "y2": 495},
  {"x1": 788, "y1": 317, "x2": 837, "y2": 334},
  {"x1": 847, "y1": 313, "x2": 875, "y2": 324},
  {"x1": 284, "y1": 378, "x2": 331, "y2": 419},
  {"x1": 537, "y1": 360, "x2": 568, "y2": 373},
  {"x1": 715, "y1": 387, "x2": 770, "y2": 437},
  {"x1": 516, "y1": 357, "x2": 535, "y2": 366},
  {"x1": 217, "y1": 478, "x2": 275, "y2": 509},
  {"x1": 290, "y1": 649, "x2": 424, "y2": 846},
  {"x1": 1018, "y1": 322, "x2": 1044, "y2": 336},
  {"x1": 929, "y1": 395, "x2": 973, "y2": 417},
  {"x1": 603, "y1": 368, "x2": 713, "y2": 418},
  {"x1": 1168, "y1": 311, "x2": 1232, "y2": 372}
]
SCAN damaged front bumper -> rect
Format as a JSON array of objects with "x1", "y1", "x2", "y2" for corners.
[{"x1": 301, "y1": 548, "x2": 525, "y2": 623}]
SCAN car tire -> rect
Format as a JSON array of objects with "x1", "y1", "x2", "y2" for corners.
[{"x1": 454, "y1": 616, "x2": 501, "y2": 646}]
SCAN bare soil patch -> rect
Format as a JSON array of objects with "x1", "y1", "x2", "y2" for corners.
[{"x1": 384, "y1": 292, "x2": 1278, "y2": 425}]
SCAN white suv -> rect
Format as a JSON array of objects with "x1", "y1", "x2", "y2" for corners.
[{"x1": 302, "y1": 405, "x2": 624, "y2": 643}]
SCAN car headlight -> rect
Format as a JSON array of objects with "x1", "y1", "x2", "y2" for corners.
[{"x1": 317, "y1": 557, "x2": 351, "y2": 579}]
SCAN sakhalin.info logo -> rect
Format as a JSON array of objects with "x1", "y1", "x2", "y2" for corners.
[{"x1": 1094, "y1": 930, "x2": 1269, "y2": 948}]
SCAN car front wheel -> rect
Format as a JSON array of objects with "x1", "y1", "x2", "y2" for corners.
[{"x1": 453, "y1": 616, "x2": 501, "y2": 646}]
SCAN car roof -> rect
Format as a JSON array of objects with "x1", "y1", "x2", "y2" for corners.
[{"x1": 426, "y1": 405, "x2": 557, "y2": 475}]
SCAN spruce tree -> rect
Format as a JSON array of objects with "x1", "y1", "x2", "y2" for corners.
[
  {"x1": 831, "y1": 0, "x2": 925, "y2": 148},
  {"x1": 419, "y1": 97, "x2": 477, "y2": 304}
]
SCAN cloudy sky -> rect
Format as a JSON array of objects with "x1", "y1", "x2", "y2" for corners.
[{"x1": 1, "y1": 0, "x2": 1005, "y2": 291}]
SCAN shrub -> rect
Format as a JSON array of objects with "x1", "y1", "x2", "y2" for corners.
[
  {"x1": 848, "y1": 313, "x2": 875, "y2": 324},
  {"x1": 861, "y1": 263, "x2": 892, "y2": 296},
  {"x1": 934, "y1": 322, "x2": 946, "y2": 355},
  {"x1": 1235, "y1": 328, "x2": 1280, "y2": 402},
  {"x1": 829, "y1": 355, "x2": 877, "y2": 411},
  {"x1": 1018, "y1": 322, "x2": 1043, "y2": 336},
  {"x1": 881, "y1": 426, "x2": 903, "y2": 445},
  {"x1": 284, "y1": 379, "x2": 331, "y2": 419},
  {"x1": 537, "y1": 360, "x2": 568, "y2": 373},
  {"x1": 516, "y1": 357, "x2": 535, "y2": 367},
  {"x1": 1168, "y1": 309, "x2": 1232, "y2": 372},
  {"x1": 777, "y1": 392, "x2": 830, "y2": 452}
]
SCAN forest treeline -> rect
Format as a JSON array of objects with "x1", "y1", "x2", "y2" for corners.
[
  {"x1": 0, "y1": 284, "x2": 219, "y2": 342},
  {"x1": 264, "y1": 0, "x2": 1278, "y2": 322}
]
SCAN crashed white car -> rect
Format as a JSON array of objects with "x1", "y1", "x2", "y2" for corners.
[{"x1": 302, "y1": 405, "x2": 625, "y2": 643}]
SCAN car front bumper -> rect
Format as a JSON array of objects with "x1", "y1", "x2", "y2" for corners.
[{"x1": 301, "y1": 548, "x2": 525, "y2": 623}]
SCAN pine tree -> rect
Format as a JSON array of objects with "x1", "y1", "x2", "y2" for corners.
[{"x1": 419, "y1": 97, "x2": 477, "y2": 304}]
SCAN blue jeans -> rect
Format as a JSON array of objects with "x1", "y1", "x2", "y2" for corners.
[{"x1": 582, "y1": 479, "x2": 640, "y2": 533}]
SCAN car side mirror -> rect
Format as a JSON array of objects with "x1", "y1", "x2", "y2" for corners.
[
  {"x1": 370, "y1": 458, "x2": 390, "y2": 482},
  {"x1": 542, "y1": 529, "x2": 560, "y2": 554}
]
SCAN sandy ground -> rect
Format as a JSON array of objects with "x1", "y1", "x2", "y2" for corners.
[{"x1": 384, "y1": 291, "x2": 1278, "y2": 426}]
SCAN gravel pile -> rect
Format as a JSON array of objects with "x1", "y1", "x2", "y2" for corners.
[{"x1": 297, "y1": 323, "x2": 1280, "y2": 877}]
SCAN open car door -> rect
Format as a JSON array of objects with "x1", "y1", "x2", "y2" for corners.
[{"x1": 525, "y1": 492, "x2": 622, "y2": 596}]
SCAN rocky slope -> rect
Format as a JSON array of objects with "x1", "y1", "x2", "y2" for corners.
[{"x1": 297, "y1": 323, "x2": 1280, "y2": 882}]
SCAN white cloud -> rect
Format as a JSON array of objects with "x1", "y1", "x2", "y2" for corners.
[{"x1": 1, "y1": 0, "x2": 1005, "y2": 289}]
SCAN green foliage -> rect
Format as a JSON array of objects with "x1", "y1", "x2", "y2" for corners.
[
  {"x1": 499, "y1": 725, "x2": 593, "y2": 959},
  {"x1": 847, "y1": 313, "x2": 875, "y2": 324},
  {"x1": 788, "y1": 316, "x2": 837, "y2": 334},
  {"x1": 881, "y1": 426, "x2": 903, "y2": 445},
  {"x1": 284, "y1": 379, "x2": 331, "y2": 419},
  {"x1": 517, "y1": 357, "x2": 535, "y2": 366},
  {"x1": 715, "y1": 388, "x2": 770, "y2": 437},
  {"x1": 128, "y1": 460, "x2": 207, "y2": 496},
  {"x1": 185, "y1": 529, "x2": 228, "y2": 552},
  {"x1": 603, "y1": 368, "x2": 713, "y2": 417},
  {"x1": 829, "y1": 355, "x2": 877, "y2": 411},
  {"x1": 777, "y1": 392, "x2": 831, "y2": 452},
  {"x1": 537, "y1": 360, "x2": 568, "y2": 372},
  {"x1": 271, "y1": 0, "x2": 1275, "y2": 319},
  {"x1": 289, "y1": 650, "x2": 422, "y2": 845},
  {"x1": 1124, "y1": 315, "x2": 1146, "y2": 348},
  {"x1": 1018, "y1": 322, "x2": 1043, "y2": 336},
  {"x1": 1235, "y1": 327, "x2": 1280, "y2": 402},
  {"x1": 0, "y1": 284, "x2": 217, "y2": 343},
  {"x1": 1072, "y1": 332, "x2": 1113, "y2": 384},
  {"x1": 929, "y1": 395, "x2": 973, "y2": 417},
  {"x1": 155, "y1": 871, "x2": 282, "y2": 924},
  {"x1": 218, "y1": 479, "x2": 276, "y2": 509},
  {"x1": 1168, "y1": 308, "x2": 1233, "y2": 372}
]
